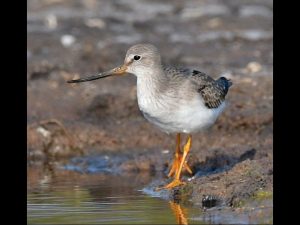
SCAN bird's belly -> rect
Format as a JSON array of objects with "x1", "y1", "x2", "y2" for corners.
[{"x1": 139, "y1": 97, "x2": 226, "y2": 134}]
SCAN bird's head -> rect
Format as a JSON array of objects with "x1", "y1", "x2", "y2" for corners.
[{"x1": 67, "y1": 43, "x2": 161, "y2": 83}]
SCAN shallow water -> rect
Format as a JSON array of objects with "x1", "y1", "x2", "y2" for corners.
[
  {"x1": 27, "y1": 165, "x2": 201, "y2": 224},
  {"x1": 27, "y1": 164, "x2": 272, "y2": 224}
]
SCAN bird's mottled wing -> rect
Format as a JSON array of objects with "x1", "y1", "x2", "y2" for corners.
[
  {"x1": 198, "y1": 81, "x2": 226, "y2": 108},
  {"x1": 163, "y1": 66, "x2": 211, "y2": 85},
  {"x1": 191, "y1": 70, "x2": 231, "y2": 108},
  {"x1": 163, "y1": 66, "x2": 231, "y2": 109}
]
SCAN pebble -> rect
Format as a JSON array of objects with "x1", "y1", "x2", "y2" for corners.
[
  {"x1": 162, "y1": 149, "x2": 169, "y2": 154},
  {"x1": 61, "y1": 35, "x2": 76, "y2": 47},
  {"x1": 36, "y1": 126, "x2": 51, "y2": 138},
  {"x1": 246, "y1": 62, "x2": 262, "y2": 73},
  {"x1": 45, "y1": 14, "x2": 57, "y2": 29},
  {"x1": 85, "y1": 18, "x2": 106, "y2": 29}
]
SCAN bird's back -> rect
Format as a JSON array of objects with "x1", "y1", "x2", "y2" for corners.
[{"x1": 162, "y1": 66, "x2": 232, "y2": 109}]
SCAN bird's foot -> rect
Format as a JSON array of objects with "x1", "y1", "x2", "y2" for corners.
[
  {"x1": 156, "y1": 179, "x2": 186, "y2": 191},
  {"x1": 168, "y1": 154, "x2": 193, "y2": 178}
]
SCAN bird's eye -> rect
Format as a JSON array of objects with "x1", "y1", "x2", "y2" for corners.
[{"x1": 134, "y1": 55, "x2": 141, "y2": 60}]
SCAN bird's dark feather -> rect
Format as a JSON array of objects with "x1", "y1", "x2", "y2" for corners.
[{"x1": 163, "y1": 66, "x2": 232, "y2": 109}]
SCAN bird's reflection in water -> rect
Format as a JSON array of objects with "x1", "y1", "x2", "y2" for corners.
[{"x1": 169, "y1": 201, "x2": 189, "y2": 225}]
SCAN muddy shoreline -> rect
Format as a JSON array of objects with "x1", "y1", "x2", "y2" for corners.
[{"x1": 28, "y1": 0, "x2": 273, "y2": 223}]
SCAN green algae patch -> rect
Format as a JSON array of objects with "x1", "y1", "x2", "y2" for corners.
[{"x1": 252, "y1": 190, "x2": 273, "y2": 201}]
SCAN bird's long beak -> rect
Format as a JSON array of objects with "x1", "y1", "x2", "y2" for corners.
[{"x1": 67, "y1": 64, "x2": 128, "y2": 83}]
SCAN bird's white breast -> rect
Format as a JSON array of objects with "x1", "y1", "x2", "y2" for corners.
[{"x1": 136, "y1": 77, "x2": 226, "y2": 134}]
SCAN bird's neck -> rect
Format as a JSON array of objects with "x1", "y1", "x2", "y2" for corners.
[{"x1": 136, "y1": 68, "x2": 167, "y2": 110}]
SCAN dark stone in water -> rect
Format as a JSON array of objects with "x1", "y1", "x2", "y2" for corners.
[{"x1": 202, "y1": 195, "x2": 222, "y2": 208}]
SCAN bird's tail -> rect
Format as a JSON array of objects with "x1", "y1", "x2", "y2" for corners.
[{"x1": 217, "y1": 77, "x2": 232, "y2": 94}]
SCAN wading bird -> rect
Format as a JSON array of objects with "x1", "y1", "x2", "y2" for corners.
[{"x1": 68, "y1": 44, "x2": 232, "y2": 189}]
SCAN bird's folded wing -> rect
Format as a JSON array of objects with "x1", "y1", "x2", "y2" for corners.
[
  {"x1": 163, "y1": 66, "x2": 229, "y2": 109},
  {"x1": 189, "y1": 70, "x2": 228, "y2": 109}
]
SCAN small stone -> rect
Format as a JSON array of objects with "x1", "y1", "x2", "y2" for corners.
[
  {"x1": 162, "y1": 149, "x2": 169, "y2": 154},
  {"x1": 53, "y1": 145, "x2": 62, "y2": 154},
  {"x1": 246, "y1": 62, "x2": 262, "y2": 73},
  {"x1": 61, "y1": 35, "x2": 76, "y2": 47},
  {"x1": 36, "y1": 127, "x2": 51, "y2": 138},
  {"x1": 45, "y1": 14, "x2": 57, "y2": 29},
  {"x1": 71, "y1": 73, "x2": 80, "y2": 80},
  {"x1": 85, "y1": 18, "x2": 106, "y2": 29}
]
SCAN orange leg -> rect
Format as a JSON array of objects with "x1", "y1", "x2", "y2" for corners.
[
  {"x1": 168, "y1": 134, "x2": 193, "y2": 178},
  {"x1": 158, "y1": 135, "x2": 192, "y2": 190}
]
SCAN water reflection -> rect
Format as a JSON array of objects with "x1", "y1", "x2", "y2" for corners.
[
  {"x1": 27, "y1": 164, "x2": 272, "y2": 224},
  {"x1": 27, "y1": 165, "x2": 199, "y2": 224},
  {"x1": 169, "y1": 201, "x2": 188, "y2": 225}
]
